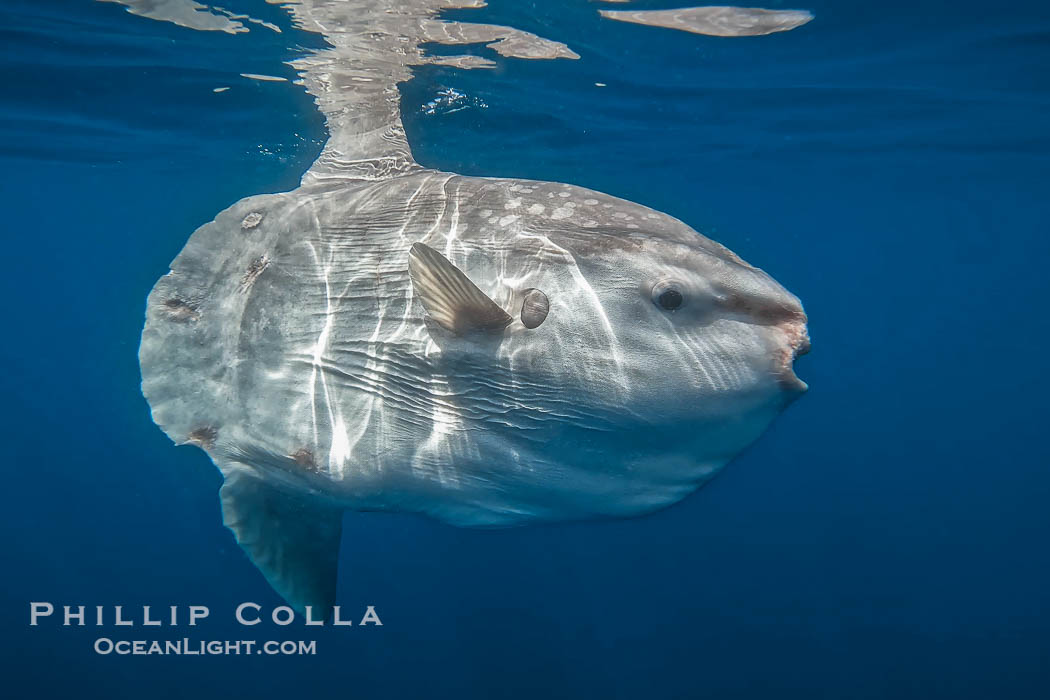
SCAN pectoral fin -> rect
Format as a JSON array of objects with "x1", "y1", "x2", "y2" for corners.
[
  {"x1": 219, "y1": 469, "x2": 342, "y2": 618},
  {"x1": 408, "y1": 242, "x2": 512, "y2": 335}
]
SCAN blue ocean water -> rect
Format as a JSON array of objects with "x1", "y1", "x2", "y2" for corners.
[{"x1": 2, "y1": 0, "x2": 1048, "y2": 697}]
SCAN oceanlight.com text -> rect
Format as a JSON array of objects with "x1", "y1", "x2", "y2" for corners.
[{"x1": 93, "y1": 638, "x2": 317, "y2": 656}]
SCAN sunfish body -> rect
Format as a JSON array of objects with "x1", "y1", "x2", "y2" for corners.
[{"x1": 138, "y1": 1, "x2": 811, "y2": 614}]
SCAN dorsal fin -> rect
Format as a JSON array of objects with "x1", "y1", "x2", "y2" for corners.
[
  {"x1": 408, "y1": 242, "x2": 512, "y2": 336},
  {"x1": 276, "y1": 2, "x2": 578, "y2": 183}
]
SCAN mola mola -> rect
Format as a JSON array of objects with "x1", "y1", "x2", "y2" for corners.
[{"x1": 139, "y1": 0, "x2": 810, "y2": 615}]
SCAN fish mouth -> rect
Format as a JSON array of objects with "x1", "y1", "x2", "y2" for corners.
[{"x1": 776, "y1": 315, "x2": 810, "y2": 396}]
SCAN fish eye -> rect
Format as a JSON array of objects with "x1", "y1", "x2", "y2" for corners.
[{"x1": 651, "y1": 280, "x2": 685, "y2": 311}]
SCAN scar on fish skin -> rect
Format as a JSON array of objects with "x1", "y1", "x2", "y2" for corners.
[
  {"x1": 186, "y1": 426, "x2": 218, "y2": 449},
  {"x1": 160, "y1": 297, "x2": 200, "y2": 322},
  {"x1": 239, "y1": 254, "x2": 271, "y2": 293},
  {"x1": 290, "y1": 448, "x2": 318, "y2": 472},
  {"x1": 722, "y1": 293, "x2": 806, "y2": 325},
  {"x1": 241, "y1": 212, "x2": 264, "y2": 230}
]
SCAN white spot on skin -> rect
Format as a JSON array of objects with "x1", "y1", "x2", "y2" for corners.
[
  {"x1": 479, "y1": 209, "x2": 492, "y2": 218},
  {"x1": 613, "y1": 212, "x2": 628, "y2": 219},
  {"x1": 499, "y1": 215, "x2": 520, "y2": 226},
  {"x1": 646, "y1": 213, "x2": 658, "y2": 219},
  {"x1": 528, "y1": 203, "x2": 545, "y2": 215},
  {"x1": 488, "y1": 217, "x2": 498, "y2": 224},
  {"x1": 627, "y1": 223, "x2": 640, "y2": 229},
  {"x1": 505, "y1": 198, "x2": 522, "y2": 209},
  {"x1": 583, "y1": 220, "x2": 598, "y2": 228},
  {"x1": 584, "y1": 199, "x2": 598, "y2": 206},
  {"x1": 551, "y1": 207, "x2": 572, "y2": 220},
  {"x1": 558, "y1": 191, "x2": 571, "y2": 198}
]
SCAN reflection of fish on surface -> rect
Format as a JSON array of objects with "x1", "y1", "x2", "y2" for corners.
[
  {"x1": 600, "y1": 6, "x2": 814, "y2": 37},
  {"x1": 98, "y1": 0, "x2": 282, "y2": 34},
  {"x1": 136, "y1": 0, "x2": 813, "y2": 615}
]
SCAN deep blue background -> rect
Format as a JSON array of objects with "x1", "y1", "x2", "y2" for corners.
[{"x1": 2, "y1": 0, "x2": 1048, "y2": 697}]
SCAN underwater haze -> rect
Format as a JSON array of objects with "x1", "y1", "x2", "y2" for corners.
[{"x1": 2, "y1": 0, "x2": 1049, "y2": 698}]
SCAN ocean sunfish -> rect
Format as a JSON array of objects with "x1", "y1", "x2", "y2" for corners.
[{"x1": 138, "y1": 0, "x2": 810, "y2": 614}]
